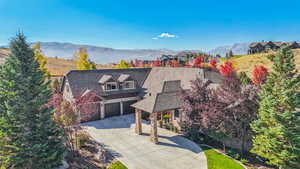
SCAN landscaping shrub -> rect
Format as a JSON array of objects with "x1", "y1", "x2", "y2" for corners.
[
  {"x1": 108, "y1": 161, "x2": 128, "y2": 169},
  {"x1": 182, "y1": 123, "x2": 205, "y2": 142},
  {"x1": 76, "y1": 132, "x2": 90, "y2": 148},
  {"x1": 141, "y1": 111, "x2": 150, "y2": 120},
  {"x1": 240, "y1": 158, "x2": 249, "y2": 164},
  {"x1": 226, "y1": 149, "x2": 240, "y2": 160}
]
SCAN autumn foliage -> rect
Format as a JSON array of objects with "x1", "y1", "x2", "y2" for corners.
[
  {"x1": 252, "y1": 65, "x2": 268, "y2": 85},
  {"x1": 220, "y1": 61, "x2": 235, "y2": 77},
  {"x1": 184, "y1": 61, "x2": 191, "y2": 68},
  {"x1": 193, "y1": 56, "x2": 203, "y2": 67},
  {"x1": 210, "y1": 58, "x2": 217, "y2": 69},
  {"x1": 170, "y1": 60, "x2": 180, "y2": 67},
  {"x1": 152, "y1": 59, "x2": 161, "y2": 67},
  {"x1": 180, "y1": 76, "x2": 259, "y2": 153},
  {"x1": 47, "y1": 90, "x2": 97, "y2": 156}
]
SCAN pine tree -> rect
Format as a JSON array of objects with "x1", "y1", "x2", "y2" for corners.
[
  {"x1": 238, "y1": 71, "x2": 251, "y2": 85},
  {"x1": 32, "y1": 42, "x2": 50, "y2": 77},
  {"x1": 76, "y1": 48, "x2": 94, "y2": 70},
  {"x1": 251, "y1": 47, "x2": 300, "y2": 169},
  {"x1": 0, "y1": 34, "x2": 65, "y2": 169}
]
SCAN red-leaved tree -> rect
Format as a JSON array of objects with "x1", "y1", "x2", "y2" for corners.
[
  {"x1": 184, "y1": 61, "x2": 191, "y2": 68},
  {"x1": 252, "y1": 65, "x2": 268, "y2": 85},
  {"x1": 180, "y1": 73, "x2": 259, "y2": 153},
  {"x1": 152, "y1": 59, "x2": 161, "y2": 67},
  {"x1": 210, "y1": 58, "x2": 217, "y2": 69},
  {"x1": 193, "y1": 56, "x2": 203, "y2": 67},
  {"x1": 170, "y1": 60, "x2": 180, "y2": 67},
  {"x1": 220, "y1": 61, "x2": 234, "y2": 77},
  {"x1": 47, "y1": 91, "x2": 97, "y2": 156},
  {"x1": 214, "y1": 75, "x2": 259, "y2": 153}
]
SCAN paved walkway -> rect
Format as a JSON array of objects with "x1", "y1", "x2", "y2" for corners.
[{"x1": 82, "y1": 114, "x2": 207, "y2": 169}]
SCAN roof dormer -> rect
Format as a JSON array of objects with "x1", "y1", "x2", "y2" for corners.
[{"x1": 99, "y1": 75, "x2": 118, "y2": 91}]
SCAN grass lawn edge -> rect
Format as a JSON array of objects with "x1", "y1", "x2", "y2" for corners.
[{"x1": 199, "y1": 144, "x2": 247, "y2": 169}]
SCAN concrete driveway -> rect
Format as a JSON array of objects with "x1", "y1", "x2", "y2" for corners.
[{"x1": 82, "y1": 114, "x2": 207, "y2": 169}]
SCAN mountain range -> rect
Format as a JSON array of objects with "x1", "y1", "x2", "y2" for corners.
[
  {"x1": 1, "y1": 42, "x2": 251, "y2": 64},
  {"x1": 208, "y1": 43, "x2": 250, "y2": 57}
]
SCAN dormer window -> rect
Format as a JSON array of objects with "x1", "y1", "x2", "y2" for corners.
[
  {"x1": 123, "y1": 81, "x2": 135, "y2": 89},
  {"x1": 105, "y1": 82, "x2": 118, "y2": 91}
]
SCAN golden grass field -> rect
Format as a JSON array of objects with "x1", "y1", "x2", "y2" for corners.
[
  {"x1": 229, "y1": 49, "x2": 300, "y2": 76},
  {"x1": 0, "y1": 48, "x2": 112, "y2": 76},
  {"x1": 45, "y1": 57, "x2": 112, "y2": 76}
]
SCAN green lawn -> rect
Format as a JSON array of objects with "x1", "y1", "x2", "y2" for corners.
[
  {"x1": 202, "y1": 145, "x2": 245, "y2": 169},
  {"x1": 108, "y1": 161, "x2": 128, "y2": 169}
]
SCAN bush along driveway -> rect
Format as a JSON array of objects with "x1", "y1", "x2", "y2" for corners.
[{"x1": 82, "y1": 114, "x2": 207, "y2": 169}]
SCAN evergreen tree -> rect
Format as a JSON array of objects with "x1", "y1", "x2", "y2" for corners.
[
  {"x1": 76, "y1": 48, "x2": 94, "y2": 70},
  {"x1": 238, "y1": 71, "x2": 251, "y2": 85},
  {"x1": 32, "y1": 42, "x2": 50, "y2": 77},
  {"x1": 226, "y1": 50, "x2": 234, "y2": 58},
  {"x1": 251, "y1": 47, "x2": 300, "y2": 169},
  {"x1": 0, "y1": 34, "x2": 65, "y2": 169}
]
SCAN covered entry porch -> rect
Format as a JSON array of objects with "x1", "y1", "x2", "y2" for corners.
[{"x1": 131, "y1": 80, "x2": 181, "y2": 143}]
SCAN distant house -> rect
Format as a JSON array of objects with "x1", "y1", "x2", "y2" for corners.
[
  {"x1": 248, "y1": 41, "x2": 300, "y2": 54},
  {"x1": 61, "y1": 67, "x2": 223, "y2": 125}
]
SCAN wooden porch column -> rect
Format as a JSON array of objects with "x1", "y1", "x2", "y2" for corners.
[
  {"x1": 135, "y1": 109, "x2": 142, "y2": 135},
  {"x1": 150, "y1": 112, "x2": 158, "y2": 144}
]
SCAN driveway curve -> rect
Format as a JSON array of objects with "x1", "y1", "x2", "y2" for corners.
[{"x1": 82, "y1": 114, "x2": 207, "y2": 169}]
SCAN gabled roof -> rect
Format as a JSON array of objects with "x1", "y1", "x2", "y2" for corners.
[
  {"x1": 249, "y1": 42, "x2": 261, "y2": 48},
  {"x1": 142, "y1": 67, "x2": 222, "y2": 94},
  {"x1": 99, "y1": 75, "x2": 113, "y2": 84},
  {"x1": 132, "y1": 80, "x2": 181, "y2": 113},
  {"x1": 63, "y1": 68, "x2": 151, "y2": 97},
  {"x1": 118, "y1": 74, "x2": 131, "y2": 82}
]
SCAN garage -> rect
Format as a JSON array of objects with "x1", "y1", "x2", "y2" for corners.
[
  {"x1": 123, "y1": 100, "x2": 137, "y2": 114},
  {"x1": 104, "y1": 102, "x2": 121, "y2": 118}
]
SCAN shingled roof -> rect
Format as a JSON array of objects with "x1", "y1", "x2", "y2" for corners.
[
  {"x1": 250, "y1": 41, "x2": 300, "y2": 48},
  {"x1": 143, "y1": 67, "x2": 223, "y2": 94},
  {"x1": 62, "y1": 68, "x2": 151, "y2": 97},
  {"x1": 132, "y1": 81, "x2": 181, "y2": 113},
  {"x1": 132, "y1": 69, "x2": 223, "y2": 113}
]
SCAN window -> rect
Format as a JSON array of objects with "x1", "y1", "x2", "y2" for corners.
[
  {"x1": 123, "y1": 81, "x2": 135, "y2": 89},
  {"x1": 105, "y1": 82, "x2": 118, "y2": 91}
]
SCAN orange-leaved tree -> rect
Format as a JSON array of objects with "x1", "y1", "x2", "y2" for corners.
[
  {"x1": 210, "y1": 58, "x2": 217, "y2": 69},
  {"x1": 220, "y1": 61, "x2": 235, "y2": 77},
  {"x1": 252, "y1": 65, "x2": 268, "y2": 85},
  {"x1": 193, "y1": 56, "x2": 203, "y2": 67},
  {"x1": 171, "y1": 60, "x2": 180, "y2": 67},
  {"x1": 152, "y1": 59, "x2": 161, "y2": 67}
]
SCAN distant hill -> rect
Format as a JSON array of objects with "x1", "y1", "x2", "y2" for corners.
[
  {"x1": 0, "y1": 48, "x2": 111, "y2": 76},
  {"x1": 209, "y1": 43, "x2": 250, "y2": 57},
  {"x1": 229, "y1": 49, "x2": 300, "y2": 75},
  {"x1": 35, "y1": 42, "x2": 183, "y2": 64},
  {"x1": 1, "y1": 42, "x2": 251, "y2": 64}
]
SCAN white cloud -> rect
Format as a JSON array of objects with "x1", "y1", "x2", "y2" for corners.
[
  {"x1": 152, "y1": 32, "x2": 177, "y2": 40},
  {"x1": 158, "y1": 33, "x2": 177, "y2": 38}
]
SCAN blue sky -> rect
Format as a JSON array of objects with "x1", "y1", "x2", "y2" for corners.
[{"x1": 1, "y1": 0, "x2": 300, "y2": 50}]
